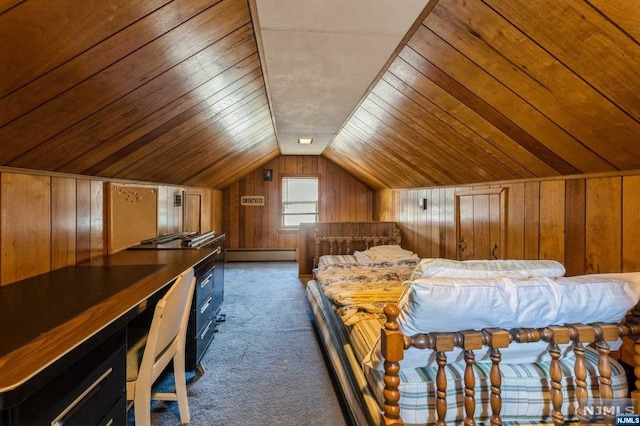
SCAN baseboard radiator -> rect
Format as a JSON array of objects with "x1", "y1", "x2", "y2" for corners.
[{"x1": 225, "y1": 248, "x2": 297, "y2": 262}]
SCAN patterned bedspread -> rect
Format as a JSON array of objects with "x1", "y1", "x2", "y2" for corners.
[{"x1": 313, "y1": 259, "x2": 419, "y2": 325}]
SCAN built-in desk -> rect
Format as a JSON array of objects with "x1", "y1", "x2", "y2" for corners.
[{"x1": 0, "y1": 249, "x2": 215, "y2": 425}]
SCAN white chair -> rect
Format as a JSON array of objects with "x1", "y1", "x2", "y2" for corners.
[{"x1": 126, "y1": 268, "x2": 196, "y2": 425}]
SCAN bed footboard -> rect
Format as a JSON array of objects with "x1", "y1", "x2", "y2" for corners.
[{"x1": 380, "y1": 304, "x2": 640, "y2": 426}]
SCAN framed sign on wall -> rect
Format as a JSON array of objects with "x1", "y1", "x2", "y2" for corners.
[{"x1": 241, "y1": 196, "x2": 265, "y2": 206}]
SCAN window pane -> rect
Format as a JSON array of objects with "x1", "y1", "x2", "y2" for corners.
[
  {"x1": 284, "y1": 178, "x2": 318, "y2": 203},
  {"x1": 284, "y1": 203, "x2": 317, "y2": 214},
  {"x1": 284, "y1": 214, "x2": 317, "y2": 227},
  {"x1": 282, "y1": 177, "x2": 319, "y2": 228}
]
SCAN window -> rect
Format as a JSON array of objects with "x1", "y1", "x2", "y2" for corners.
[{"x1": 281, "y1": 177, "x2": 318, "y2": 228}]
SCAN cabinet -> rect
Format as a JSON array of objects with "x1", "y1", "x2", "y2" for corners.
[
  {"x1": 185, "y1": 235, "x2": 225, "y2": 373},
  {"x1": 0, "y1": 328, "x2": 126, "y2": 426}
]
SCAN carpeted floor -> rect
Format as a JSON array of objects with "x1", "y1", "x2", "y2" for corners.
[{"x1": 129, "y1": 261, "x2": 347, "y2": 425}]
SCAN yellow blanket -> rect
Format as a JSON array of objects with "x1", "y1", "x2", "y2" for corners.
[{"x1": 313, "y1": 260, "x2": 418, "y2": 325}]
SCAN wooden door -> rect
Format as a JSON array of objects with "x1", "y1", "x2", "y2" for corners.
[
  {"x1": 456, "y1": 188, "x2": 506, "y2": 260},
  {"x1": 183, "y1": 193, "x2": 201, "y2": 233}
]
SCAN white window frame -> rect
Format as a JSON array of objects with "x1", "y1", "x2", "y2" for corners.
[{"x1": 281, "y1": 176, "x2": 319, "y2": 229}]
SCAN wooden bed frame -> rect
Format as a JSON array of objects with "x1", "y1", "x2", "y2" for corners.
[
  {"x1": 379, "y1": 304, "x2": 640, "y2": 426},
  {"x1": 305, "y1": 223, "x2": 640, "y2": 426},
  {"x1": 297, "y1": 221, "x2": 400, "y2": 276},
  {"x1": 313, "y1": 227, "x2": 401, "y2": 268}
]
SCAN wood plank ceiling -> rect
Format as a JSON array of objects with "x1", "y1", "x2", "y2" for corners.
[
  {"x1": 1, "y1": 0, "x2": 639, "y2": 190},
  {"x1": 0, "y1": 0, "x2": 280, "y2": 189}
]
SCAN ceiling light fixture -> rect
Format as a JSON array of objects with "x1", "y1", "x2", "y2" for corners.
[{"x1": 298, "y1": 138, "x2": 313, "y2": 145}]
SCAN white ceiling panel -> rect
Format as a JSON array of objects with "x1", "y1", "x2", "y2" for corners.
[{"x1": 252, "y1": 0, "x2": 432, "y2": 155}]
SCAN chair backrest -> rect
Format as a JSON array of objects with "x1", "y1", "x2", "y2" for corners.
[{"x1": 145, "y1": 268, "x2": 196, "y2": 365}]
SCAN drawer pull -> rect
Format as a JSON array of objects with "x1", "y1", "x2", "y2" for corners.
[
  {"x1": 200, "y1": 297, "x2": 212, "y2": 314},
  {"x1": 51, "y1": 367, "x2": 113, "y2": 426},
  {"x1": 200, "y1": 320, "x2": 213, "y2": 340},
  {"x1": 200, "y1": 273, "x2": 213, "y2": 288},
  {"x1": 213, "y1": 246, "x2": 221, "y2": 256},
  {"x1": 105, "y1": 420, "x2": 114, "y2": 426}
]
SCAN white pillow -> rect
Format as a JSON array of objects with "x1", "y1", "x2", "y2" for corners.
[
  {"x1": 409, "y1": 258, "x2": 566, "y2": 281},
  {"x1": 353, "y1": 251, "x2": 372, "y2": 265},
  {"x1": 362, "y1": 245, "x2": 417, "y2": 263},
  {"x1": 399, "y1": 273, "x2": 640, "y2": 336},
  {"x1": 363, "y1": 273, "x2": 640, "y2": 370}
]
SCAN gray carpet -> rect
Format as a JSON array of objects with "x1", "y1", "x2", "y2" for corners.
[{"x1": 136, "y1": 261, "x2": 348, "y2": 425}]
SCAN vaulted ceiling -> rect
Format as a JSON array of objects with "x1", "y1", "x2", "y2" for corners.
[{"x1": 1, "y1": 0, "x2": 639, "y2": 190}]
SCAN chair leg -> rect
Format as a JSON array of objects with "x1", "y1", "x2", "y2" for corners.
[
  {"x1": 174, "y1": 354, "x2": 191, "y2": 424},
  {"x1": 134, "y1": 384, "x2": 153, "y2": 426}
]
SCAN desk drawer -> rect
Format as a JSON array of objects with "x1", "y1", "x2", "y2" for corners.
[
  {"x1": 194, "y1": 313, "x2": 217, "y2": 364},
  {"x1": 46, "y1": 345, "x2": 125, "y2": 426},
  {"x1": 195, "y1": 266, "x2": 215, "y2": 308},
  {"x1": 6, "y1": 329, "x2": 126, "y2": 425},
  {"x1": 195, "y1": 292, "x2": 216, "y2": 333}
]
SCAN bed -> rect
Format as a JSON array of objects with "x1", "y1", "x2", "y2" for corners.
[{"x1": 305, "y1": 229, "x2": 640, "y2": 426}]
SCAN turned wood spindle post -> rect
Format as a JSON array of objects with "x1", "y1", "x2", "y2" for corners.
[
  {"x1": 459, "y1": 330, "x2": 482, "y2": 426},
  {"x1": 484, "y1": 329, "x2": 509, "y2": 426},
  {"x1": 569, "y1": 324, "x2": 595, "y2": 425},
  {"x1": 543, "y1": 326, "x2": 570, "y2": 426},
  {"x1": 381, "y1": 304, "x2": 404, "y2": 426}
]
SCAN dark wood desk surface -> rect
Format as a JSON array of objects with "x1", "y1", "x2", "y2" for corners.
[{"x1": 0, "y1": 248, "x2": 214, "y2": 408}]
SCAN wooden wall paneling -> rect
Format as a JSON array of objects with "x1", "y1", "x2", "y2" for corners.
[
  {"x1": 524, "y1": 182, "x2": 540, "y2": 259},
  {"x1": 297, "y1": 222, "x2": 313, "y2": 275},
  {"x1": 417, "y1": 189, "x2": 428, "y2": 257},
  {"x1": 237, "y1": 178, "x2": 247, "y2": 248},
  {"x1": 443, "y1": 188, "x2": 456, "y2": 259},
  {"x1": 339, "y1": 169, "x2": 350, "y2": 221},
  {"x1": 622, "y1": 176, "x2": 640, "y2": 272},
  {"x1": 268, "y1": 158, "x2": 280, "y2": 246},
  {"x1": 505, "y1": 182, "x2": 525, "y2": 259},
  {"x1": 76, "y1": 179, "x2": 92, "y2": 264},
  {"x1": 225, "y1": 184, "x2": 238, "y2": 247},
  {"x1": 539, "y1": 180, "x2": 565, "y2": 263},
  {"x1": 456, "y1": 192, "x2": 474, "y2": 260},
  {"x1": 1, "y1": 173, "x2": 51, "y2": 285},
  {"x1": 51, "y1": 177, "x2": 77, "y2": 270},
  {"x1": 564, "y1": 179, "x2": 586, "y2": 276},
  {"x1": 223, "y1": 156, "x2": 375, "y2": 249},
  {"x1": 432, "y1": 189, "x2": 442, "y2": 258},
  {"x1": 324, "y1": 160, "x2": 339, "y2": 222},
  {"x1": 211, "y1": 189, "x2": 223, "y2": 235},
  {"x1": 254, "y1": 169, "x2": 267, "y2": 246},
  {"x1": 586, "y1": 177, "x2": 622, "y2": 273},
  {"x1": 242, "y1": 171, "x2": 255, "y2": 248},
  {"x1": 171, "y1": 187, "x2": 184, "y2": 234},
  {"x1": 473, "y1": 193, "x2": 491, "y2": 259},
  {"x1": 318, "y1": 157, "x2": 328, "y2": 221},
  {"x1": 489, "y1": 190, "x2": 502, "y2": 259},
  {"x1": 199, "y1": 189, "x2": 211, "y2": 233},
  {"x1": 157, "y1": 186, "x2": 169, "y2": 236},
  {"x1": 90, "y1": 180, "x2": 104, "y2": 259}
]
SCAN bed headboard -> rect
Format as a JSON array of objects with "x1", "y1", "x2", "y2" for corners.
[
  {"x1": 297, "y1": 222, "x2": 400, "y2": 276},
  {"x1": 313, "y1": 228, "x2": 401, "y2": 268}
]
